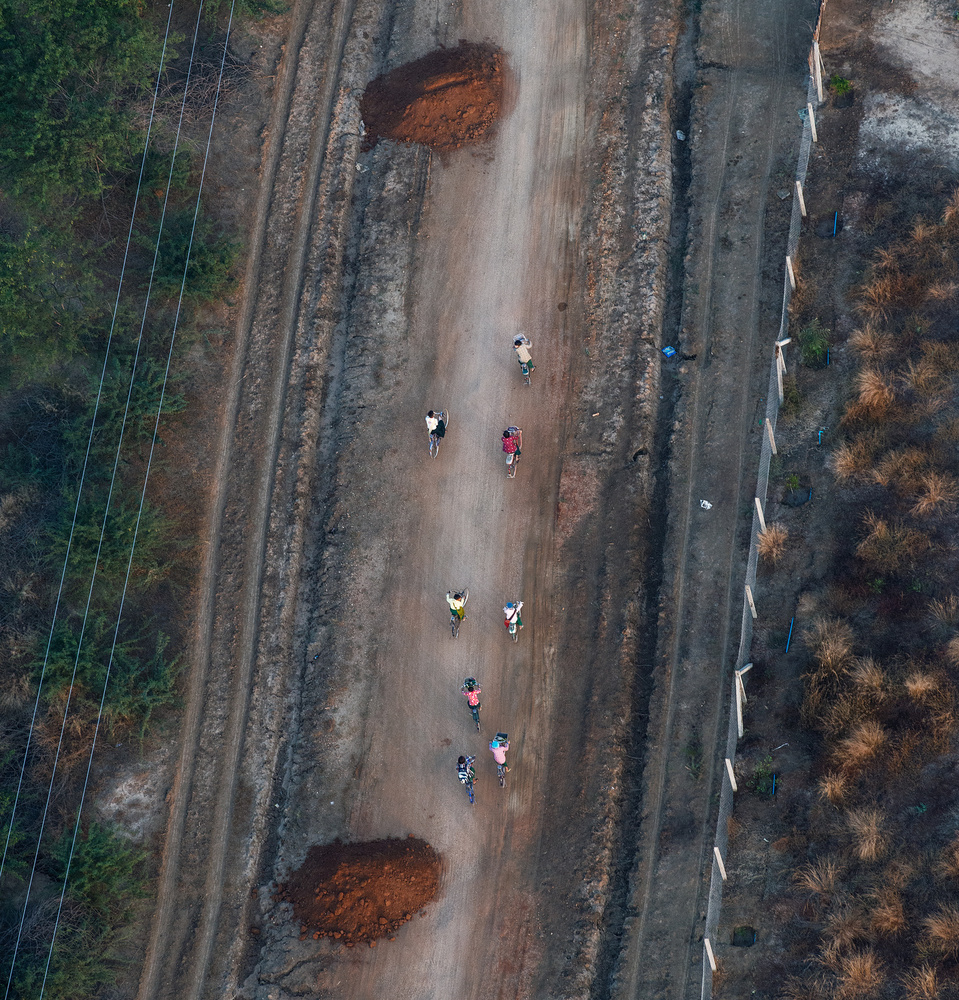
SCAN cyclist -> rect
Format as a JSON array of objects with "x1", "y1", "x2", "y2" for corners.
[
  {"x1": 462, "y1": 677, "x2": 482, "y2": 709},
  {"x1": 457, "y1": 755, "x2": 476, "y2": 784},
  {"x1": 504, "y1": 601, "x2": 524, "y2": 632},
  {"x1": 426, "y1": 410, "x2": 446, "y2": 452},
  {"x1": 446, "y1": 590, "x2": 467, "y2": 621},
  {"x1": 502, "y1": 427, "x2": 522, "y2": 476},
  {"x1": 489, "y1": 735, "x2": 510, "y2": 772},
  {"x1": 513, "y1": 336, "x2": 535, "y2": 373}
]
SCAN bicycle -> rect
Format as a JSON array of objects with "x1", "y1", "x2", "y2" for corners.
[
  {"x1": 490, "y1": 732, "x2": 509, "y2": 789},
  {"x1": 503, "y1": 426, "x2": 522, "y2": 479},
  {"x1": 497, "y1": 763, "x2": 508, "y2": 788},
  {"x1": 513, "y1": 337, "x2": 534, "y2": 386},
  {"x1": 462, "y1": 677, "x2": 481, "y2": 731},
  {"x1": 505, "y1": 600, "x2": 523, "y2": 643},
  {"x1": 447, "y1": 588, "x2": 469, "y2": 638},
  {"x1": 457, "y1": 756, "x2": 476, "y2": 804},
  {"x1": 428, "y1": 408, "x2": 449, "y2": 458}
]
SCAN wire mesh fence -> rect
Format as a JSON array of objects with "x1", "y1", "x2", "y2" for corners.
[{"x1": 699, "y1": 5, "x2": 828, "y2": 994}]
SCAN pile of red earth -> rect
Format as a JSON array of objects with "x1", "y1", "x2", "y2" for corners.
[
  {"x1": 278, "y1": 837, "x2": 442, "y2": 947},
  {"x1": 360, "y1": 42, "x2": 505, "y2": 152}
]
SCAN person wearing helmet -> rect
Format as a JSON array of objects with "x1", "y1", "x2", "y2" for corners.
[
  {"x1": 504, "y1": 601, "x2": 523, "y2": 631},
  {"x1": 489, "y1": 735, "x2": 510, "y2": 772},
  {"x1": 457, "y1": 755, "x2": 476, "y2": 783}
]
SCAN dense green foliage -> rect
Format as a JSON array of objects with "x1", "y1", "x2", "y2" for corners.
[{"x1": 0, "y1": 1, "x2": 241, "y2": 995}]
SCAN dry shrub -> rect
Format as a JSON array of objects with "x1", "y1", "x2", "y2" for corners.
[
  {"x1": 805, "y1": 618, "x2": 855, "y2": 673},
  {"x1": 944, "y1": 185, "x2": 959, "y2": 224},
  {"x1": 849, "y1": 324, "x2": 892, "y2": 358},
  {"x1": 883, "y1": 856, "x2": 916, "y2": 889},
  {"x1": 836, "y1": 948, "x2": 884, "y2": 998},
  {"x1": 0, "y1": 671, "x2": 32, "y2": 711},
  {"x1": 938, "y1": 834, "x2": 959, "y2": 880},
  {"x1": 826, "y1": 903, "x2": 868, "y2": 951},
  {"x1": 936, "y1": 416, "x2": 959, "y2": 447},
  {"x1": 926, "y1": 280, "x2": 958, "y2": 302},
  {"x1": 923, "y1": 905, "x2": 959, "y2": 955},
  {"x1": 871, "y1": 446, "x2": 927, "y2": 491},
  {"x1": 832, "y1": 437, "x2": 878, "y2": 483},
  {"x1": 869, "y1": 887, "x2": 905, "y2": 936},
  {"x1": 902, "y1": 356, "x2": 945, "y2": 395},
  {"x1": 905, "y1": 671, "x2": 941, "y2": 705},
  {"x1": 902, "y1": 963, "x2": 940, "y2": 1000},
  {"x1": 854, "y1": 368, "x2": 896, "y2": 413},
  {"x1": 847, "y1": 657, "x2": 886, "y2": 698},
  {"x1": 819, "y1": 772, "x2": 849, "y2": 805},
  {"x1": 929, "y1": 595, "x2": 959, "y2": 631},
  {"x1": 911, "y1": 471, "x2": 959, "y2": 516},
  {"x1": 794, "y1": 857, "x2": 840, "y2": 898},
  {"x1": 945, "y1": 637, "x2": 959, "y2": 668},
  {"x1": 845, "y1": 808, "x2": 887, "y2": 861},
  {"x1": 780, "y1": 973, "x2": 829, "y2": 1000},
  {"x1": 856, "y1": 512, "x2": 931, "y2": 572},
  {"x1": 758, "y1": 522, "x2": 789, "y2": 563}
]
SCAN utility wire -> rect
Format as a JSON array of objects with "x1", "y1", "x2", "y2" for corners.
[
  {"x1": 0, "y1": 0, "x2": 177, "y2": 891},
  {"x1": 37, "y1": 3, "x2": 239, "y2": 997}
]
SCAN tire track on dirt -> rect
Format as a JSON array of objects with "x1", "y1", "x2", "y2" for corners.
[
  {"x1": 609, "y1": 1, "x2": 811, "y2": 997},
  {"x1": 136, "y1": 1, "x2": 358, "y2": 997}
]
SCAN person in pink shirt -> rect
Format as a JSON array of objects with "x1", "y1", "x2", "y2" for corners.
[{"x1": 489, "y1": 734, "x2": 509, "y2": 772}]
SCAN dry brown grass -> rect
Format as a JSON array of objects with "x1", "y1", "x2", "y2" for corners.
[
  {"x1": 847, "y1": 657, "x2": 886, "y2": 697},
  {"x1": 911, "y1": 471, "x2": 959, "y2": 516},
  {"x1": 883, "y1": 856, "x2": 916, "y2": 890},
  {"x1": 922, "y1": 905, "x2": 959, "y2": 955},
  {"x1": 825, "y1": 903, "x2": 868, "y2": 952},
  {"x1": 832, "y1": 437, "x2": 878, "y2": 483},
  {"x1": 794, "y1": 857, "x2": 841, "y2": 898},
  {"x1": 854, "y1": 368, "x2": 896, "y2": 413},
  {"x1": 929, "y1": 595, "x2": 959, "y2": 631},
  {"x1": 849, "y1": 324, "x2": 893, "y2": 358},
  {"x1": 836, "y1": 948, "x2": 884, "y2": 998},
  {"x1": 869, "y1": 887, "x2": 905, "y2": 937},
  {"x1": 944, "y1": 185, "x2": 959, "y2": 224},
  {"x1": 819, "y1": 772, "x2": 849, "y2": 805},
  {"x1": 871, "y1": 446, "x2": 927, "y2": 491},
  {"x1": 805, "y1": 618, "x2": 855, "y2": 673},
  {"x1": 926, "y1": 279, "x2": 958, "y2": 302},
  {"x1": 856, "y1": 512, "x2": 931, "y2": 572},
  {"x1": 945, "y1": 637, "x2": 959, "y2": 668},
  {"x1": 838, "y1": 723, "x2": 888, "y2": 773},
  {"x1": 905, "y1": 670, "x2": 942, "y2": 703},
  {"x1": 938, "y1": 834, "x2": 959, "y2": 880},
  {"x1": 902, "y1": 963, "x2": 940, "y2": 1000},
  {"x1": 902, "y1": 356, "x2": 948, "y2": 395},
  {"x1": 758, "y1": 522, "x2": 789, "y2": 563},
  {"x1": 845, "y1": 807, "x2": 887, "y2": 861}
]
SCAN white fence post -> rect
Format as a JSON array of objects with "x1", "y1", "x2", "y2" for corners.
[
  {"x1": 807, "y1": 102, "x2": 818, "y2": 142},
  {"x1": 714, "y1": 846, "x2": 728, "y2": 881},
  {"x1": 795, "y1": 180, "x2": 807, "y2": 217},
  {"x1": 745, "y1": 584, "x2": 757, "y2": 620},
  {"x1": 785, "y1": 255, "x2": 796, "y2": 291},
  {"x1": 725, "y1": 757, "x2": 738, "y2": 792},
  {"x1": 705, "y1": 938, "x2": 718, "y2": 972},
  {"x1": 754, "y1": 497, "x2": 766, "y2": 533},
  {"x1": 813, "y1": 41, "x2": 824, "y2": 102},
  {"x1": 765, "y1": 417, "x2": 777, "y2": 455}
]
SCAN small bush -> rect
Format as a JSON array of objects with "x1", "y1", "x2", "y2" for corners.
[
  {"x1": 849, "y1": 323, "x2": 892, "y2": 359},
  {"x1": 758, "y1": 523, "x2": 789, "y2": 563},
  {"x1": 856, "y1": 513, "x2": 931, "y2": 572},
  {"x1": 794, "y1": 857, "x2": 840, "y2": 898},
  {"x1": 830, "y1": 74, "x2": 852, "y2": 97},
  {"x1": 938, "y1": 834, "x2": 959, "y2": 880},
  {"x1": 911, "y1": 471, "x2": 959, "y2": 516},
  {"x1": 838, "y1": 724, "x2": 887, "y2": 773},
  {"x1": 826, "y1": 903, "x2": 868, "y2": 952},
  {"x1": 929, "y1": 595, "x2": 959, "y2": 632},
  {"x1": 819, "y1": 772, "x2": 849, "y2": 805},
  {"x1": 854, "y1": 368, "x2": 895, "y2": 414},
  {"x1": 805, "y1": 618, "x2": 855, "y2": 673},
  {"x1": 798, "y1": 318, "x2": 830, "y2": 365},
  {"x1": 905, "y1": 671, "x2": 942, "y2": 702},
  {"x1": 922, "y1": 905, "x2": 959, "y2": 955},
  {"x1": 869, "y1": 887, "x2": 905, "y2": 936},
  {"x1": 902, "y1": 964, "x2": 939, "y2": 1000},
  {"x1": 836, "y1": 949, "x2": 884, "y2": 999}
]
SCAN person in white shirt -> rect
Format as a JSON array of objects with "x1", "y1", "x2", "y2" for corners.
[
  {"x1": 504, "y1": 601, "x2": 523, "y2": 631},
  {"x1": 513, "y1": 336, "x2": 535, "y2": 371}
]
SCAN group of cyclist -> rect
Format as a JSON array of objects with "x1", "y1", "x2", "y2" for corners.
[
  {"x1": 425, "y1": 338, "x2": 536, "y2": 476},
  {"x1": 426, "y1": 337, "x2": 536, "y2": 798}
]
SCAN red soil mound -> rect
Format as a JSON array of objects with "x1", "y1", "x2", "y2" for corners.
[
  {"x1": 360, "y1": 42, "x2": 505, "y2": 152},
  {"x1": 278, "y1": 837, "x2": 442, "y2": 947}
]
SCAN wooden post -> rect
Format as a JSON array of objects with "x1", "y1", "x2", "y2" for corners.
[
  {"x1": 765, "y1": 417, "x2": 777, "y2": 455},
  {"x1": 795, "y1": 180, "x2": 807, "y2": 217},
  {"x1": 813, "y1": 41, "x2": 824, "y2": 102},
  {"x1": 745, "y1": 584, "x2": 757, "y2": 620},
  {"x1": 776, "y1": 357, "x2": 784, "y2": 404},
  {"x1": 735, "y1": 673, "x2": 743, "y2": 739},
  {"x1": 785, "y1": 255, "x2": 796, "y2": 291},
  {"x1": 754, "y1": 497, "x2": 766, "y2": 533},
  {"x1": 807, "y1": 102, "x2": 818, "y2": 142},
  {"x1": 736, "y1": 669, "x2": 748, "y2": 706},
  {"x1": 705, "y1": 938, "x2": 718, "y2": 972},
  {"x1": 714, "y1": 846, "x2": 728, "y2": 881},
  {"x1": 725, "y1": 757, "x2": 738, "y2": 791}
]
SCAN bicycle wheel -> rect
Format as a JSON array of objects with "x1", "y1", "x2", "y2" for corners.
[
  {"x1": 467, "y1": 780, "x2": 475, "y2": 804},
  {"x1": 498, "y1": 765, "x2": 506, "y2": 788},
  {"x1": 451, "y1": 613, "x2": 459, "y2": 638}
]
